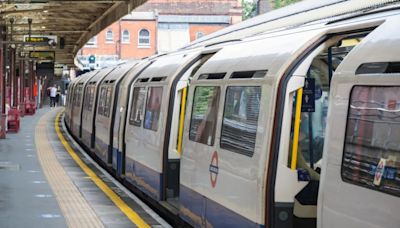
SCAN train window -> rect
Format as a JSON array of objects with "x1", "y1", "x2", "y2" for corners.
[
  {"x1": 88, "y1": 87, "x2": 95, "y2": 111},
  {"x1": 220, "y1": 86, "x2": 261, "y2": 157},
  {"x1": 230, "y1": 71, "x2": 255, "y2": 79},
  {"x1": 198, "y1": 73, "x2": 226, "y2": 80},
  {"x1": 129, "y1": 87, "x2": 146, "y2": 126},
  {"x1": 230, "y1": 70, "x2": 267, "y2": 79},
  {"x1": 74, "y1": 86, "x2": 83, "y2": 107},
  {"x1": 151, "y1": 77, "x2": 166, "y2": 82},
  {"x1": 342, "y1": 86, "x2": 400, "y2": 197},
  {"x1": 85, "y1": 87, "x2": 95, "y2": 111},
  {"x1": 356, "y1": 62, "x2": 400, "y2": 75},
  {"x1": 189, "y1": 86, "x2": 220, "y2": 146},
  {"x1": 144, "y1": 87, "x2": 163, "y2": 131},
  {"x1": 103, "y1": 87, "x2": 113, "y2": 117},
  {"x1": 98, "y1": 87, "x2": 107, "y2": 116}
]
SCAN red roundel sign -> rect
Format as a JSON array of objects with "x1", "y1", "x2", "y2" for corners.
[{"x1": 209, "y1": 151, "x2": 219, "y2": 188}]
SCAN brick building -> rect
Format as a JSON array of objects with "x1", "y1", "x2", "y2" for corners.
[{"x1": 78, "y1": 0, "x2": 242, "y2": 70}]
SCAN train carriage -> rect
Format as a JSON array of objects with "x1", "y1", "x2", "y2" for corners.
[
  {"x1": 124, "y1": 49, "x2": 203, "y2": 201},
  {"x1": 319, "y1": 15, "x2": 400, "y2": 228},
  {"x1": 69, "y1": 70, "x2": 98, "y2": 137},
  {"x1": 93, "y1": 62, "x2": 137, "y2": 165},
  {"x1": 81, "y1": 66, "x2": 116, "y2": 149},
  {"x1": 112, "y1": 59, "x2": 154, "y2": 176}
]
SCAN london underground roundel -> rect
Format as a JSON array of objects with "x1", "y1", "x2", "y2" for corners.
[{"x1": 209, "y1": 151, "x2": 219, "y2": 188}]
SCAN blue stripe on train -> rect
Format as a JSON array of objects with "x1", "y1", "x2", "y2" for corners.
[
  {"x1": 180, "y1": 185, "x2": 263, "y2": 228},
  {"x1": 125, "y1": 157, "x2": 162, "y2": 200},
  {"x1": 112, "y1": 147, "x2": 123, "y2": 176}
]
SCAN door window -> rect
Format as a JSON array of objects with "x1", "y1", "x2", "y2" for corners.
[
  {"x1": 144, "y1": 87, "x2": 163, "y2": 131},
  {"x1": 220, "y1": 86, "x2": 261, "y2": 157},
  {"x1": 342, "y1": 86, "x2": 400, "y2": 197},
  {"x1": 129, "y1": 87, "x2": 146, "y2": 126},
  {"x1": 189, "y1": 86, "x2": 220, "y2": 146}
]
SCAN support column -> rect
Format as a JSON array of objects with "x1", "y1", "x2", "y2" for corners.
[
  {"x1": 19, "y1": 60, "x2": 25, "y2": 117},
  {"x1": 10, "y1": 48, "x2": 16, "y2": 108},
  {"x1": 29, "y1": 61, "x2": 34, "y2": 101},
  {"x1": 0, "y1": 24, "x2": 6, "y2": 138},
  {"x1": 0, "y1": 47, "x2": 6, "y2": 138}
]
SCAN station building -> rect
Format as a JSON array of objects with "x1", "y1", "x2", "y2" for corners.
[{"x1": 78, "y1": 0, "x2": 242, "y2": 69}]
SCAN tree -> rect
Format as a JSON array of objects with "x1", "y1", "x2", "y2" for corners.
[
  {"x1": 242, "y1": 0, "x2": 257, "y2": 20},
  {"x1": 273, "y1": 0, "x2": 302, "y2": 9}
]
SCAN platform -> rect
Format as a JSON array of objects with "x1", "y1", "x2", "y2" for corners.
[{"x1": 0, "y1": 107, "x2": 170, "y2": 228}]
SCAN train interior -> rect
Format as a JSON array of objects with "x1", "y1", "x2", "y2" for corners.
[{"x1": 286, "y1": 31, "x2": 371, "y2": 228}]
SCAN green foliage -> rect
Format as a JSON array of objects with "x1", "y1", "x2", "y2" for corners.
[
  {"x1": 274, "y1": 0, "x2": 302, "y2": 9},
  {"x1": 242, "y1": 0, "x2": 257, "y2": 20}
]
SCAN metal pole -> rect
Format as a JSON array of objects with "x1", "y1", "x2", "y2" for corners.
[
  {"x1": 37, "y1": 77, "x2": 41, "y2": 109},
  {"x1": 0, "y1": 24, "x2": 5, "y2": 138},
  {"x1": 19, "y1": 59, "x2": 25, "y2": 116},
  {"x1": 11, "y1": 48, "x2": 16, "y2": 107},
  {"x1": 10, "y1": 18, "x2": 17, "y2": 108},
  {"x1": 29, "y1": 61, "x2": 34, "y2": 100},
  {"x1": 0, "y1": 46, "x2": 5, "y2": 138},
  {"x1": 328, "y1": 47, "x2": 333, "y2": 85}
]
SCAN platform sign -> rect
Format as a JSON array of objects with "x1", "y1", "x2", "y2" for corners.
[
  {"x1": 24, "y1": 37, "x2": 49, "y2": 43},
  {"x1": 301, "y1": 78, "x2": 315, "y2": 112},
  {"x1": 29, "y1": 51, "x2": 55, "y2": 61}
]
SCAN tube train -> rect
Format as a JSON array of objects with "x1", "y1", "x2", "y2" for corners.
[{"x1": 65, "y1": 1, "x2": 400, "y2": 227}]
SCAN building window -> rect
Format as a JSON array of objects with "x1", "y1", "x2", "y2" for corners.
[
  {"x1": 196, "y1": 32, "x2": 205, "y2": 39},
  {"x1": 189, "y1": 86, "x2": 220, "y2": 146},
  {"x1": 129, "y1": 87, "x2": 146, "y2": 126},
  {"x1": 144, "y1": 87, "x2": 163, "y2": 131},
  {"x1": 85, "y1": 36, "x2": 97, "y2": 46},
  {"x1": 106, "y1": 30, "x2": 113, "y2": 42},
  {"x1": 138, "y1": 29, "x2": 150, "y2": 47},
  {"x1": 220, "y1": 86, "x2": 261, "y2": 157},
  {"x1": 342, "y1": 86, "x2": 400, "y2": 197},
  {"x1": 122, "y1": 30, "x2": 130, "y2": 43}
]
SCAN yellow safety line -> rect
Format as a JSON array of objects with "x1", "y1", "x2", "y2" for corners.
[
  {"x1": 54, "y1": 112, "x2": 150, "y2": 228},
  {"x1": 291, "y1": 88, "x2": 303, "y2": 170},
  {"x1": 177, "y1": 87, "x2": 187, "y2": 155}
]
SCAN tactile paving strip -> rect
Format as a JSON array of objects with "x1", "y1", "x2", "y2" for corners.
[{"x1": 35, "y1": 108, "x2": 104, "y2": 228}]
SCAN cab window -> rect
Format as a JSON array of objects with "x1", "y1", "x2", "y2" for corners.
[{"x1": 189, "y1": 86, "x2": 220, "y2": 146}]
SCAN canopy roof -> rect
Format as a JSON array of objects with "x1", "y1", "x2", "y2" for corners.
[{"x1": 0, "y1": 0, "x2": 146, "y2": 66}]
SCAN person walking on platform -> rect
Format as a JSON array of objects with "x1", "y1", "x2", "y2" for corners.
[
  {"x1": 49, "y1": 84, "x2": 57, "y2": 108},
  {"x1": 55, "y1": 86, "x2": 61, "y2": 107}
]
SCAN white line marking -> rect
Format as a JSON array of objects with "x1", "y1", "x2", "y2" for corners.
[
  {"x1": 40, "y1": 214, "x2": 61, "y2": 218},
  {"x1": 27, "y1": 170, "x2": 40, "y2": 173},
  {"x1": 35, "y1": 194, "x2": 53, "y2": 198}
]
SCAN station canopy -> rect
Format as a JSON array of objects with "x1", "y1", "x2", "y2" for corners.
[{"x1": 0, "y1": 0, "x2": 146, "y2": 67}]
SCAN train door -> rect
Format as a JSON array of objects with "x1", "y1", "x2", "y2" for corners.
[
  {"x1": 164, "y1": 53, "x2": 215, "y2": 207},
  {"x1": 271, "y1": 28, "x2": 376, "y2": 228},
  {"x1": 319, "y1": 17, "x2": 400, "y2": 228}
]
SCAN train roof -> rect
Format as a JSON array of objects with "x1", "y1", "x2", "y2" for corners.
[{"x1": 184, "y1": 0, "x2": 400, "y2": 50}]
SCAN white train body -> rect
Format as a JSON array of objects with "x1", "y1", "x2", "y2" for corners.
[{"x1": 65, "y1": 2, "x2": 400, "y2": 227}]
